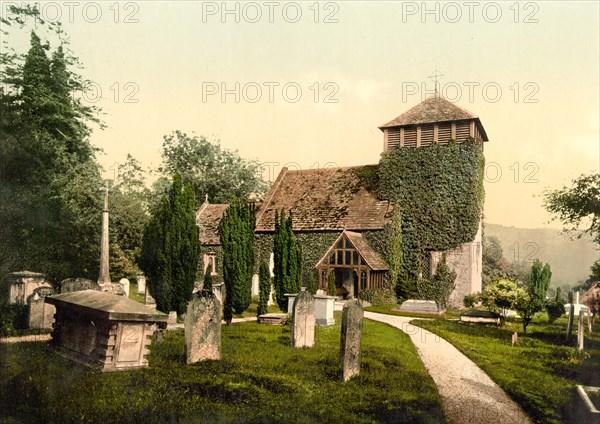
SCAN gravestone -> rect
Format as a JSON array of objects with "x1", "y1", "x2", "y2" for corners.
[
  {"x1": 145, "y1": 287, "x2": 157, "y2": 308},
  {"x1": 119, "y1": 278, "x2": 130, "y2": 297},
  {"x1": 60, "y1": 278, "x2": 100, "y2": 294},
  {"x1": 314, "y1": 294, "x2": 335, "y2": 326},
  {"x1": 291, "y1": 291, "x2": 315, "y2": 348},
  {"x1": 398, "y1": 299, "x2": 445, "y2": 315},
  {"x1": 168, "y1": 311, "x2": 177, "y2": 325},
  {"x1": 137, "y1": 275, "x2": 146, "y2": 295},
  {"x1": 185, "y1": 291, "x2": 221, "y2": 364},
  {"x1": 578, "y1": 310, "x2": 585, "y2": 351},
  {"x1": 340, "y1": 299, "x2": 363, "y2": 382},
  {"x1": 566, "y1": 303, "x2": 575, "y2": 342},
  {"x1": 286, "y1": 293, "x2": 298, "y2": 313},
  {"x1": 27, "y1": 286, "x2": 55, "y2": 329},
  {"x1": 46, "y1": 290, "x2": 168, "y2": 371},
  {"x1": 6, "y1": 271, "x2": 49, "y2": 305},
  {"x1": 251, "y1": 274, "x2": 259, "y2": 297}
]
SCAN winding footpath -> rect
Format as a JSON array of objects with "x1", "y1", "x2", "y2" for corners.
[{"x1": 364, "y1": 311, "x2": 532, "y2": 424}]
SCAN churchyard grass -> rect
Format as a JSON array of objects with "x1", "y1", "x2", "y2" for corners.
[
  {"x1": 0, "y1": 313, "x2": 446, "y2": 423},
  {"x1": 365, "y1": 304, "x2": 462, "y2": 319},
  {"x1": 128, "y1": 283, "x2": 146, "y2": 304},
  {"x1": 413, "y1": 315, "x2": 600, "y2": 424}
]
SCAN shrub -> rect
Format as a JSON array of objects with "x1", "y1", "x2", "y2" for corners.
[
  {"x1": 327, "y1": 273, "x2": 336, "y2": 297},
  {"x1": 203, "y1": 271, "x2": 213, "y2": 292},
  {"x1": 359, "y1": 288, "x2": 397, "y2": 305},
  {"x1": 416, "y1": 254, "x2": 456, "y2": 308},
  {"x1": 546, "y1": 288, "x2": 566, "y2": 323},
  {"x1": 463, "y1": 293, "x2": 479, "y2": 308}
]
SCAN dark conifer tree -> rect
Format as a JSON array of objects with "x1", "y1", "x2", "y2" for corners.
[
  {"x1": 141, "y1": 174, "x2": 199, "y2": 315},
  {"x1": 219, "y1": 199, "x2": 255, "y2": 322}
]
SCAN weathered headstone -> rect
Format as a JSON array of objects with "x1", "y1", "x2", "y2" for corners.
[
  {"x1": 314, "y1": 294, "x2": 336, "y2": 326},
  {"x1": 578, "y1": 310, "x2": 585, "y2": 351},
  {"x1": 137, "y1": 275, "x2": 146, "y2": 295},
  {"x1": 566, "y1": 304, "x2": 575, "y2": 342},
  {"x1": 168, "y1": 311, "x2": 177, "y2": 325},
  {"x1": 119, "y1": 278, "x2": 130, "y2": 297},
  {"x1": 291, "y1": 291, "x2": 315, "y2": 348},
  {"x1": 145, "y1": 287, "x2": 157, "y2": 308},
  {"x1": 511, "y1": 332, "x2": 518, "y2": 346},
  {"x1": 185, "y1": 291, "x2": 221, "y2": 364},
  {"x1": 286, "y1": 293, "x2": 298, "y2": 314},
  {"x1": 27, "y1": 286, "x2": 55, "y2": 329},
  {"x1": 6, "y1": 271, "x2": 49, "y2": 305},
  {"x1": 60, "y1": 278, "x2": 100, "y2": 294},
  {"x1": 340, "y1": 299, "x2": 363, "y2": 382}
]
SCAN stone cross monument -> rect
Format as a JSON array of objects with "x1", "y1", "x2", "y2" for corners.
[{"x1": 98, "y1": 182, "x2": 111, "y2": 285}]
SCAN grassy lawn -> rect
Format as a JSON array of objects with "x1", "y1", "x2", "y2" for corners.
[
  {"x1": 0, "y1": 313, "x2": 446, "y2": 423},
  {"x1": 413, "y1": 315, "x2": 600, "y2": 424},
  {"x1": 365, "y1": 304, "x2": 462, "y2": 320}
]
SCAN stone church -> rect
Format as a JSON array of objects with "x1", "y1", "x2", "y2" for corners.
[{"x1": 197, "y1": 95, "x2": 488, "y2": 307}]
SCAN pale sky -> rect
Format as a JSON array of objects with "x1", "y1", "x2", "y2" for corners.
[{"x1": 2, "y1": 1, "x2": 599, "y2": 229}]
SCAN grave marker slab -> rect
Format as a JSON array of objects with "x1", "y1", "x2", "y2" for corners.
[
  {"x1": 60, "y1": 278, "x2": 100, "y2": 294},
  {"x1": 291, "y1": 291, "x2": 315, "y2": 348},
  {"x1": 27, "y1": 286, "x2": 55, "y2": 329},
  {"x1": 137, "y1": 275, "x2": 146, "y2": 295},
  {"x1": 6, "y1": 271, "x2": 49, "y2": 305},
  {"x1": 185, "y1": 291, "x2": 221, "y2": 364},
  {"x1": 314, "y1": 295, "x2": 335, "y2": 326},
  {"x1": 119, "y1": 278, "x2": 130, "y2": 297},
  {"x1": 398, "y1": 299, "x2": 444, "y2": 315},
  {"x1": 340, "y1": 299, "x2": 363, "y2": 382}
]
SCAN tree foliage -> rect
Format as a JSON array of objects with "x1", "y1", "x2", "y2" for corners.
[
  {"x1": 544, "y1": 173, "x2": 600, "y2": 244},
  {"x1": 109, "y1": 154, "x2": 151, "y2": 280},
  {"x1": 480, "y1": 278, "x2": 521, "y2": 324},
  {"x1": 273, "y1": 210, "x2": 303, "y2": 312},
  {"x1": 158, "y1": 131, "x2": 268, "y2": 205},
  {"x1": 0, "y1": 9, "x2": 104, "y2": 284},
  {"x1": 416, "y1": 254, "x2": 457, "y2": 308},
  {"x1": 140, "y1": 174, "x2": 199, "y2": 315},
  {"x1": 514, "y1": 260, "x2": 552, "y2": 333},
  {"x1": 546, "y1": 287, "x2": 566, "y2": 323},
  {"x1": 257, "y1": 261, "x2": 271, "y2": 316},
  {"x1": 219, "y1": 200, "x2": 255, "y2": 322}
]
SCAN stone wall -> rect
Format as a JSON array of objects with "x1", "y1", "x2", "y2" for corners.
[{"x1": 431, "y1": 222, "x2": 482, "y2": 308}]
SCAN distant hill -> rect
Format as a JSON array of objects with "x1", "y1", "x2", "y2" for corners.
[{"x1": 485, "y1": 223, "x2": 599, "y2": 287}]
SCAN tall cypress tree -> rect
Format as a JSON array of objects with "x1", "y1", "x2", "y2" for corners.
[
  {"x1": 141, "y1": 174, "x2": 198, "y2": 315},
  {"x1": 219, "y1": 199, "x2": 255, "y2": 323},
  {"x1": 273, "y1": 210, "x2": 303, "y2": 312}
]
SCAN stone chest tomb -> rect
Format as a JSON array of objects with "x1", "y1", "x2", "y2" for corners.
[{"x1": 46, "y1": 290, "x2": 168, "y2": 372}]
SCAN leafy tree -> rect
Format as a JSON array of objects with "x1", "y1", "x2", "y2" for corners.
[
  {"x1": 140, "y1": 174, "x2": 199, "y2": 315},
  {"x1": 482, "y1": 236, "x2": 508, "y2": 287},
  {"x1": 219, "y1": 200, "x2": 255, "y2": 322},
  {"x1": 513, "y1": 260, "x2": 552, "y2": 333},
  {"x1": 158, "y1": 131, "x2": 268, "y2": 204},
  {"x1": 109, "y1": 155, "x2": 151, "y2": 280},
  {"x1": 0, "y1": 11, "x2": 104, "y2": 284},
  {"x1": 273, "y1": 210, "x2": 303, "y2": 312},
  {"x1": 543, "y1": 173, "x2": 600, "y2": 244},
  {"x1": 257, "y1": 261, "x2": 271, "y2": 316},
  {"x1": 480, "y1": 278, "x2": 520, "y2": 325}
]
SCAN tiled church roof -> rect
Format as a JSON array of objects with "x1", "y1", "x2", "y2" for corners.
[
  {"x1": 196, "y1": 203, "x2": 229, "y2": 245},
  {"x1": 255, "y1": 166, "x2": 392, "y2": 232},
  {"x1": 379, "y1": 95, "x2": 479, "y2": 128},
  {"x1": 344, "y1": 231, "x2": 389, "y2": 271}
]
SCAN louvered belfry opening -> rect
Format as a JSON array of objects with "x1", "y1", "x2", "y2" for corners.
[{"x1": 379, "y1": 96, "x2": 488, "y2": 151}]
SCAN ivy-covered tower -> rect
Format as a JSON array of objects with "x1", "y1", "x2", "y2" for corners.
[{"x1": 378, "y1": 95, "x2": 488, "y2": 307}]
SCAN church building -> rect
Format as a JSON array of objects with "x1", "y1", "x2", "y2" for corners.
[{"x1": 197, "y1": 95, "x2": 488, "y2": 307}]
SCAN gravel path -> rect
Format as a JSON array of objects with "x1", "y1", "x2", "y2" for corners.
[{"x1": 364, "y1": 312, "x2": 532, "y2": 424}]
